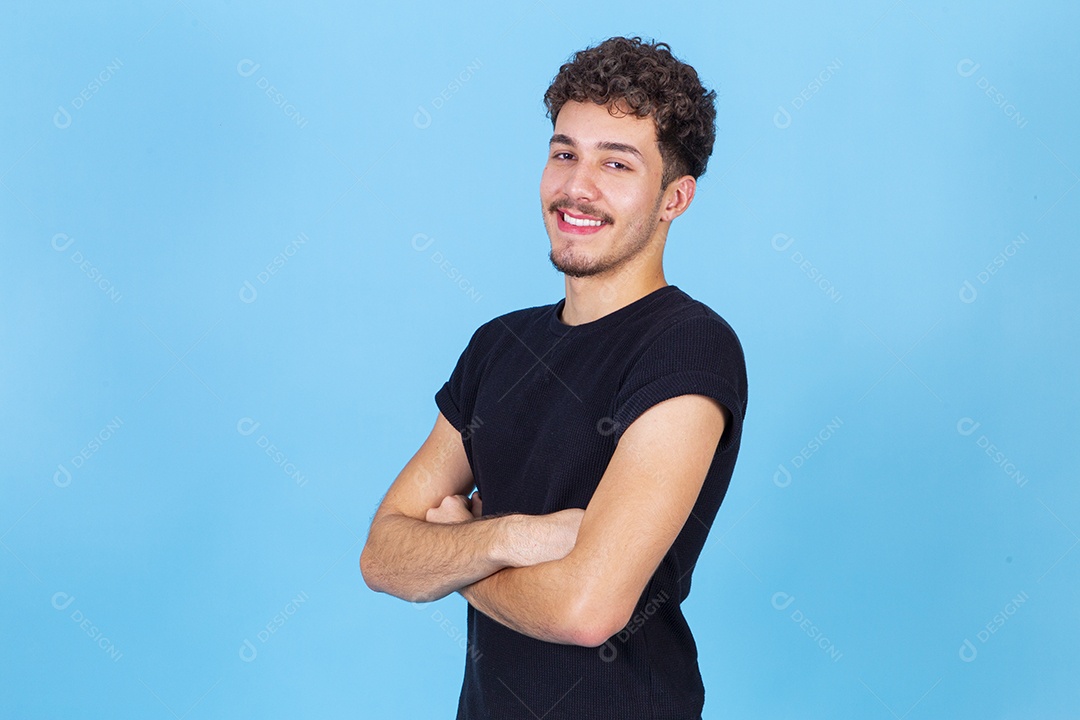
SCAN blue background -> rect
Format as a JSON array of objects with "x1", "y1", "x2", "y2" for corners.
[{"x1": 3, "y1": 1, "x2": 1077, "y2": 718}]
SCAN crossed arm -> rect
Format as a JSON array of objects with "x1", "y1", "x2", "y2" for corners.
[{"x1": 360, "y1": 393, "x2": 727, "y2": 647}]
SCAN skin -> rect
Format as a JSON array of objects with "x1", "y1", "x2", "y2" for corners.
[
  {"x1": 361, "y1": 98, "x2": 728, "y2": 647},
  {"x1": 540, "y1": 99, "x2": 697, "y2": 326},
  {"x1": 360, "y1": 415, "x2": 584, "y2": 604}
]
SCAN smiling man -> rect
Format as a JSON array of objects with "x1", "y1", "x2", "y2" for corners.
[{"x1": 361, "y1": 36, "x2": 748, "y2": 720}]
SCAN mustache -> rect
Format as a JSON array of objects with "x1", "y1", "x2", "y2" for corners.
[{"x1": 550, "y1": 203, "x2": 613, "y2": 224}]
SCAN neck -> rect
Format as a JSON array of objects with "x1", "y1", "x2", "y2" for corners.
[{"x1": 559, "y1": 264, "x2": 668, "y2": 326}]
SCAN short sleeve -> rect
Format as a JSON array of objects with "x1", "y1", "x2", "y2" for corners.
[
  {"x1": 612, "y1": 314, "x2": 748, "y2": 453},
  {"x1": 434, "y1": 324, "x2": 485, "y2": 433}
]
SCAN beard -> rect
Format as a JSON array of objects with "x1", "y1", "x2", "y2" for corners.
[{"x1": 545, "y1": 190, "x2": 664, "y2": 278}]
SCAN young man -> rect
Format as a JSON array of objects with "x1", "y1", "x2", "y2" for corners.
[{"x1": 361, "y1": 36, "x2": 748, "y2": 720}]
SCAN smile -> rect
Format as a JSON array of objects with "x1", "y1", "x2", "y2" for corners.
[
  {"x1": 562, "y1": 211, "x2": 604, "y2": 227},
  {"x1": 556, "y1": 210, "x2": 609, "y2": 235}
]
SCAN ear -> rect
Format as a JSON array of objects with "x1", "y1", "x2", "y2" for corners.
[{"x1": 659, "y1": 175, "x2": 696, "y2": 222}]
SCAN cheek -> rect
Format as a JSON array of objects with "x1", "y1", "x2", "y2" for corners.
[
  {"x1": 539, "y1": 170, "x2": 559, "y2": 198},
  {"x1": 619, "y1": 190, "x2": 654, "y2": 221}
]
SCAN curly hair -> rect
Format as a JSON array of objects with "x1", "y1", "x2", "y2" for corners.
[{"x1": 543, "y1": 36, "x2": 717, "y2": 188}]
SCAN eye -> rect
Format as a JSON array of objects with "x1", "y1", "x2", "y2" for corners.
[
  {"x1": 552, "y1": 152, "x2": 574, "y2": 160},
  {"x1": 608, "y1": 161, "x2": 629, "y2": 170}
]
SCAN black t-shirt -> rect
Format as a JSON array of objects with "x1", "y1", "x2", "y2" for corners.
[{"x1": 435, "y1": 284, "x2": 748, "y2": 720}]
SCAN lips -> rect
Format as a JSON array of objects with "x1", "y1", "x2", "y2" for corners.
[{"x1": 555, "y1": 208, "x2": 609, "y2": 235}]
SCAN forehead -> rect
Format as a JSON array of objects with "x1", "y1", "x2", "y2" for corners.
[{"x1": 551, "y1": 101, "x2": 660, "y2": 158}]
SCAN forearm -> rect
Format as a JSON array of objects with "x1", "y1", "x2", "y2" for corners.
[
  {"x1": 458, "y1": 559, "x2": 585, "y2": 645},
  {"x1": 362, "y1": 513, "x2": 515, "y2": 603}
]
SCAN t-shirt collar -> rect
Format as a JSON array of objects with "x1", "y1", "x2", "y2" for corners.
[{"x1": 547, "y1": 284, "x2": 680, "y2": 336}]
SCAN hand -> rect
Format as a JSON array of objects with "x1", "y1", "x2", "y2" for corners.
[
  {"x1": 426, "y1": 494, "x2": 475, "y2": 524},
  {"x1": 503, "y1": 507, "x2": 585, "y2": 567}
]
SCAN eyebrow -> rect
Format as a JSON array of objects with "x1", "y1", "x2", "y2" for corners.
[{"x1": 549, "y1": 133, "x2": 646, "y2": 163}]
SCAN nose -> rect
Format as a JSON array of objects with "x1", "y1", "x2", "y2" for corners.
[{"x1": 562, "y1": 159, "x2": 600, "y2": 202}]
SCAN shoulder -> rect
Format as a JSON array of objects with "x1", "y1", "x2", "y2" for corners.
[
  {"x1": 610, "y1": 289, "x2": 748, "y2": 449},
  {"x1": 624, "y1": 288, "x2": 749, "y2": 408},
  {"x1": 463, "y1": 299, "x2": 557, "y2": 348},
  {"x1": 641, "y1": 288, "x2": 745, "y2": 358}
]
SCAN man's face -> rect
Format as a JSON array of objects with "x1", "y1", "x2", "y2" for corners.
[{"x1": 540, "y1": 100, "x2": 668, "y2": 279}]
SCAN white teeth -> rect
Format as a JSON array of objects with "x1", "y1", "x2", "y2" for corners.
[{"x1": 562, "y1": 212, "x2": 604, "y2": 227}]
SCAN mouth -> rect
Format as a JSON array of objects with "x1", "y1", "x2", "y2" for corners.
[{"x1": 554, "y1": 209, "x2": 610, "y2": 235}]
